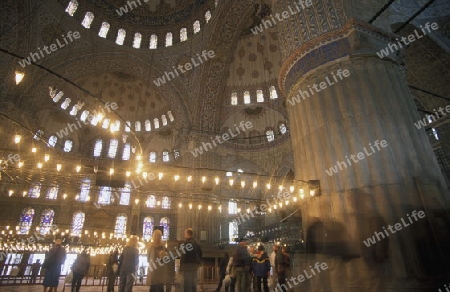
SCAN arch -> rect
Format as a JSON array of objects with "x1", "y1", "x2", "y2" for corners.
[
  {"x1": 145, "y1": 119, "x2": 152, "y2": 131},
  {"x1": 64, "y1": 140, "x2": 73, "y2": 152},
  {"x1": 205, "y1": 11, "x2": 212, "y2": 23},
  {"x1": 149, "y1": 151, "x2": 156, "y2": 163},
  {"x1": 193, "y1": 20, "x2": 201, "y2": 34}
]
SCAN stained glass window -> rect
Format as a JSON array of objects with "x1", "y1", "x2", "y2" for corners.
[
  {"x1": 160, "y1": 217, "x2": 170, "y2": 240},
  {"x1": 133, "y1": 32, "x2": 142, "y2": 49},
  {"x1": 165, "y1": 32, "x2": 173, "y2": 47},
  {"x1": 120, "y1": 184, "x2": 131, "y2": 205},
  {"x1": 149, "y1": 34, "x2": 158, "y2": 49},
  {"x1": 79, "y1": 178, "x2": 90, "y2": 202},
  {"x1": 71, "y1": 211, "x2": 85, "y2": 237},
  {"x1": 116, "y1": 29, "x2": 126, "y2": 45},
  {"x1": 229, "y1": 221, "x2": 239, "y2": 244},
  {"x1": 269, "y1": 86, "x2": 278, "y2": 99},
  {"x1": 243, "y1": 91, "x2": 251, "y2": 104},
  {"x1": 149, "y1": 151, "x2": 156, "y2": 163},
  {"x1": 180, "y1": 28, "x2": 187, "y2": 42},
  {"x1": 93, "y1": 139, "x2": 102, "y2": 157},
  {"x1": 231, "y1": 92, "x2": 238, "y2": 105},
  {"x1": 18, "y1": 208, "x2": 35, "y2": 235},
  {"x1": 145, "y1": 120, "x2": 151, "y2": 132},
  {"x1": 125, "y1": 121, "x2": 131, "y2": 132},
  {"x1": 266, "y1": 130, "x2": 275, "y2": 142},
  {"x1": 135, "y1": 121, "x2": 141, "y2": 132},
  {"x1": 193, "y1": 20, "x2": 201, "y2": 34},
  {"x1": 256, "y1": 90, "x2": 264, "y2": 102},
  {"x1": 61, "y1": 98, "x2": 71, "y2": 109},
  {"x1": 279, "y1": 123, "x2": 287, "y2": 134},
  {"x1": 162, "y1": 196, "x2": 171, "y2": 209},
  {"x1": 108, "y1": 139, "x2": 119, "y2": 158},
  {"x1": 81, "y1": 12, "x2": 94, "y2": 28},
  {"x1": 64, "y1": 140, "x2": 73, "y2": 152},
  {"x1": 99, "y1": 22, "x2": 110, "y2": 38},
  {"x1": 174, "y1": 149, "x2": 180, "y2": 159},
  {"x1": 46, "y1": 186, "x2": 58, "y2": 200},
  {"x1": 162, "y1": 150, "x2": 169, "y2": 162},
  {"x1": 142, "y1": 217, "x2": 154, "y2": 241},
  {"x1": 80, "y1": 110, "x2": 89, "y2": 122},
  {"x1": 48, "y1": 135, "x2": 57, "y2": 147},
  {"x1": 154, "y1": 118, "x2": 159, "y2": 129},
  {"x1": 122, "y1": 143, "x2": 131, "y2": 161},
  {"x1": 114, "y1": 214, "x2": 127, "y2": 238},
  {"x1": 102, "y1": 118, "x2": 110, "y2": 129},
  {"x1": 39, "y1": 209, "x2": 55, "y2": 236},
  {"x1": 65, "y1": 0, "x2": 78, "y2": 16},
  {"x1": 167, "y1": 111, "x2": 174, "y2": 122},
  {"x1": 98, "y1": 186, "x2": 112, "y2": 205},
  {"x1": 28, "y1": 183, "x2": 41, "y2": 198},
  {"x1": 205, "y1": 11, "x2": 212, "y2": 23},
  {"x1": 146, "y1": 195, "x2": 156, "y2": 208},
  {"x1": 228, "y1": 201, "x2": 238, "y2": 215},
  {"x1": 161, "y1": 115, "x2": 167, "y2": 126}
]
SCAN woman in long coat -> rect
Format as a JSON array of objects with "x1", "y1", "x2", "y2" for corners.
[{"x1": 146, "y1": 230, "x2": 169, "y2": 292}]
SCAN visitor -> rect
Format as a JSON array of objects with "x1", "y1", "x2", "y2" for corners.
[
  {"x1": 118, "y1": 236, "x2": 139, "y2": 292},
  {"x1": 276, "y1": 246, "x2": 290, "y2": 292},
  {"x1": 107, "y1": 249, "x2": 119, "y2": 292},
  {"x1": 180, "y1": 228, "x2": 203, "y2": 292},
  {"x1": 225, "y1": 255, "x2": 235, "y2": 292},
  {"x1": 30, "y1": 259, "x2": 41, "y2": 284},
  {"x1": 42, "y1": 238, "x2": 67, "y2": 292},
  {"x1": 147, "y1": 229, "x2": 168, "y2": 292},
  {"x1": 252, "y1": 245, "x2": 270, "y2": 292},
  {"x1": 71, "y1": 249, "x2": 91, "y2": 292},
  {"x1": 214, "y1": 252, "x2": 229, "y2": 292},
  {"x1": 249, "y1": 246, "x2": 258, "y2": 291},
  {"x1": 269, "y1": 244, "x2": 279, "y2": 289},
  {"x1": 232, "y1": 239, "x2": 250, "y2": 292}
]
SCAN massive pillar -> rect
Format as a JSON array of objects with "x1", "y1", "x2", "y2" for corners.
[{"x1": 275, "y1": 0, "x2": 450, "y2": 290}]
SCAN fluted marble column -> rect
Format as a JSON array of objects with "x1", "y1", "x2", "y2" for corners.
[{"x1": 277, "y1": 13, "x2": 449, "y2": 292}]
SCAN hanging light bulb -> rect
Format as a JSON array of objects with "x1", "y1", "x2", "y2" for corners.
[
  {"x1": 178, "y1": 203, "x2": 183, "y2": 208},
  {"x1": 22, "y1": 191, "x2": 27, "y2": 197},
  {"x1": 253, "y1": 181, "x2": 257, "y2": 188},
  {"x1": 44, "y1": 154, "x2": 50, "y2": 162},
  {"x1": 37, "y1": 162, "x2": 42, "y2": 169},
  {"x1": 109, "y1": 168, "x2": 114, "y2": 175},
  {"x1": 136, "y1": 154, "x2": 142, "y2": 161},
  {"x1": 188, "y1": 203, "x2": 193, "y2": 210},
  {"x1": 214, "y1": 177, "x2": 219, "y2": 185},
  {"x1": 94, "y1": 166, "x2": 98, "y2": 173},
  {"x1": 208, "y1": 205, "x2": 212, "y2": 211},
  {"x1": 187, "y1": 175, "x2": 192, "y2": 182},
  {"x1": 201, "y1": 176, "x2": 206, "y2": 183},
  {"x1": 18, "y1": 161, "x2": 24, "y2": 168},
  {"x1": 278, "y1": 185, "x2": 283, "y2": 191},
  {"x1": 290, "y1": 186, "x2": 295, "y2": 193},
  {"x1": 15, "y1": 71, "x2": 24, "y2": 84},
  {"x1": 198, "y1": 204, "x2": 202, "y2": 210},
  {"x1": 126, "y1": 171, "x2": 131, "y2": 177},
  {"x1": 31, "y1": 147, "x2": 37, "y2": 153},
  {"x1": 266, "y1": 183, "x2": 271, "y2": 190},
  {"x1": 241, "y1": 181, "x2": 245, "y2": 188},
  {"x1": 135, "y1": 199, "x2": 139, "y2": 205},
  {"x1": 142, "y1": 172, "x2": 148, "y2": 179},
  {"x1": 229, "y1": 179, "x2": 234, "y2": 186},
  {"x1": 76, "y1": 165, "x2": 81, "y2": 172},
  {"x1": 14, "y1": 135, "x2": 21, "y2": 144},
  {"x1": 293, "y1": 197, "x2": 298, "y2": 202},
  {"x1": 8, "y1": 190, "x2": 13, "y2": 196},
  {"x1": 218, "y1": 205, "x2": 222, "y2": 213},
  {"x1": 56, "y1": 164, "x2": 61, "y2": 172},
  {"x1": 174, "y1": 175, "x2": 180, "y2": 181},
  {"x1": 158, "y1": 172, "x2": 163, "y2": 180}
]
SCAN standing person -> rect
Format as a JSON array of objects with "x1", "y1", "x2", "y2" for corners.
[
  {"x1": 147, "y1": 229, "x2": 168, "y2": 292},
  {"x1": 225, "y1": 255, "x2": 235, "y2": 292},
  {"x1": 249, "y1": 246, "x2": 258, "y2": 292},
  {"x1": 232, "y1": 239, "x2": 250, "y2": 292},
  {"x1": 276, "y1": 247, "x2": 290, "y2": 292},
  {"x1": 214, "y1": 252, "x2": 229, "y2": 292},
  {"x1": 180, "y1": 228, "x2": 203, "y2": 292},
  {"x1": 107, "y1": 249, "x2": 119, "y2": 292},
  {"x1": 252, "y1": 246, "x2": 270, "y2": 292},
  {"x1": 118, "y1": 236, "x2": 139, "y2": 292},
  {"x1": 42, "y1": 238, "x2": 66, "y2": 292},
  {"x1": 30, "y1": 259, "x2": 41, "y2": 284},
  {"x1": 71, "y1": 249, "x2": 91, "y2": 292},
  {"x1": 269, "y1": 245, "x2": 279, "y2": 289}
]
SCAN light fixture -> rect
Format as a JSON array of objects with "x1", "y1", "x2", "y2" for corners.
[
  {"x1": 158, "y1": 172, "x2": 163, "y2": 180},
  {"x1": 174, "y1": 175, "x2": 180, "y2": 181},
  {"x1": 253, "y1": 181, "x2": 257, "y2": 188},
  {"x1": 290, "y1": 186, "x2": 295, "y2": 193},
  {"x1": 18, "y1": 161, "x2": 24, "y2": 168},
  {"x1": 126, "y1": 171, "x2": 131, "y2": 177},
  {"x1": 208, "y1": 205, "x2": 212, "y2": 211},
  {"x1": 56, "y1": 164, "x2": 61, "y2": 171},
  {"x1": 188, "y1": 203, "x2": 193, "y2": 209},
  {"x1": 8, "y1": 190, "x2": 13, "y2": 196},
  {"x1": 201, "y1": 176, "x2": 206, "y2": 183},
  {"x1": 136, "y1": 155, "x2": 142, "y2": 161},
  {"x1": 14, "y1": 135, "x2": 21, "y2": 144},
  {"x1": 266, "y1": 183, "x2": 271, "y2": 190},
  {"x1": 15, "y1": 71, "x2": 24, "y2": 84},
  {"x1": 214, "y1": 177, "x2": 219, "y2": 185},
  {"x1": 241, "y1": 181, "x2": 245, "y2": 188},
  {"x1": 229, "y1": 179, "x2": 234, "y2": 186},
  {"x1": 37, "y1": 162, "x2": 42, "y2": 169},
  {"x1": 44, "y1": 154, "x2": 50, "y2": 162},
  {"x1": 135, "y1": 199, "x2": 139, "y2": 205},
  {"x1": 278, "y1": 185, "x2": 283, "y2": 191},
  {"x1": 218, "y1": 205, "x2": 222, "y2": 212},
  {"x1": 187, "y1": 175, "x2": 192, "y2": 182},
  {"x1": 109, "y1": 168, "x2": 114, "y2": 175},
  {"x1": 31, "y1": 147, "x2": 37, "y2": 153},
  {"x1": 142, "y1": 172, "x2": 148, "y2": 179},
  {"x1": 178, "y1": 203, "x2": 183, "y2": 208},
  {"x1": 198, "y1": 204, "x2": 202, "y2": 210},
  {"x1": 22, "y1": 191, "x2": 26, "y2": 197},
  {"x1": 76, "y1": 165, "x2": 81, "y2": 172}
]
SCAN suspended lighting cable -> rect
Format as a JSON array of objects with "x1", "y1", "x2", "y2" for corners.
[{"x1": 368, "y1": 0, "x2": 397, "y2": 24}]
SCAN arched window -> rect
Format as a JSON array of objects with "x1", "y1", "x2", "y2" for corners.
[
  {"x1": 229, "y1": 221, "x2": 239, "y2": 244},
  {"x1": 53, "y1": 91, "x2": 64, "y2": 102},
  {"x1": 125, "y1": 121, "x2": 131, "y2": 132},
  {"x1": 135, "y1": 121, "x2": 141, "y2": 132},
  {"x1": 64, "y1": 140, "x2": 73, "y2": 152},
  {"x1": 93, "y1": 139, "x2": 103, "y2": 157},
  {"x1": 114, "y1": 214, "x2": 127, "y2": 238},
  {"x1": 174, "y1": 149, "x2": 180, "y2": 159},
  {"x1": 149, "y1": 34, "x2": 158, "y2": 49},
  {"x1": 98, "y1": 186, "x2": 111, "y2": 205},
  {"x1": 154, "y1": 118, "x2": 160, "y2": 129},
  {"x1": 228, "y1": 201, "x2": 238, "y2": 215},
  {"x1": 111, "y1": 120, "x2": 120, "y2": 132},
  {"x1": 99, "y1": 22, "x2": 110, "y2": 38},
  {"x1": 167, "y1": 111, "x2": 174, "y2": 122},
  {"x1": 81, "y1": 12, "x2": 94, "y2": 28},
  {"x1": 79, "y1": 178, "x2": 90, "y2": 202},
  {"x1": 39, "y1": 209, "x2": 55, "y2": 236},
  {"x1": 71, "y1": 211, "x2": 85, "y2": 236},
  {"x1": 205, "y1": 11, "x2": 212, "y2": 23},
  {"x1": 231, "y1": 92, "x2": 238, "y2": 105},
  {"x1": 18, "y1": 207, "x2": 35, "y2": 235},
  {"x1": 165, "y1": 32, "x2": 173, "y2": 47},
  {"x1": 48, "y1": 135, "x2": 57, "y2": 147},
  {"x1": 160, "y1": 217, "x2": 170, "y2": 240},
  {"x1": 120, "y1": 184, "x2": 131, "y2": 205},
  {"x1": 266, "y1": 129, "x2": 275, "y2": 142},
  {"x1": 133, "y1": 32, "x2": 142, "y2": 48},
  {"x1": 122, "y1": 143, "x2": 131, "y2": 161},
  {"x1": 145, "y1": 120, "x2": 151, "y2": 131},
  {"x1": 161, "y1": 115, "x2": 167, "y2": 126},
  {"x1": 69, "y1": 104, "x2": 80, "y2": 116},
  {"x1": 61, "y1": 98, "x2": 71, "y2": 109},
  {"x1": 28, "y1": 183, "x2": 41, "y2": 198},
  {"x1": 149, "y1": 151, "x2": 156, "y2": 163},
  {"x1": 146, "y1": 195, "x2": 156, "y2": 208},
  {"x1": 102, "y1": 118, "x2": 110, "y2": 129},
  {"x1": 142, "y1": 217, "x2": 154, "y2": 241},
  {"x1": 80, "y1": 110, "x2": 89, "y2": 122},
  {"x1": 108, "y1": 139, "x2": 119, "y2": 158},
  {"x1": 116, "y1": 29, "x2": 126, "y2": 45},
  {"x1": 162, "y1": 150, "x2": 169, "y2": 162},
  {"x1": 269, "y1": 86, "x2": 278, "y2": 99},
  {"x1": 46, "y1": 186, "x2": 58, "y2": 200},
  {"x1": 279, "y1": 123, "x2": 287, "y2": 134},
  {"x1": 193, "y1": 20, "x2": 201, "y2": 34},
  {"x1": 180, "y1": 28, "x2": 188, "y2": 42},
  {"x1": 90, "y1": 114, "x2": 100, "y2": 126},
  {"x1": 243, "y1": 91, "x2": 251, "y2": 104},
  {"x1": 256, "y1": 90, "x2": 264, "y2": 102},
  {"x1": 162, "y1": 196, "x2": 171, "y2": 209},
  {"x1": 65, "y1": 0, "x2": 78, "y2": 16}
]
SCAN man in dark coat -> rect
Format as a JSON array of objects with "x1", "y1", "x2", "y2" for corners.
[
  {"x1": 71, "y1": 249, "x2": 91, "y2": 292},
  {"x1": 180, "y1": 228, "x2": 203, "y2": 292},
  {"x1": 118, "y1": 236, "x2": 139, "y2": 292},
  {"x1": 43, "y1": 238, "x2": 66, "y2": 292}
]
